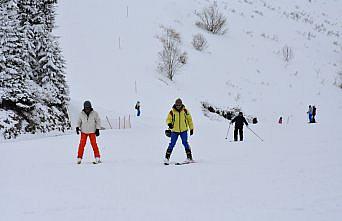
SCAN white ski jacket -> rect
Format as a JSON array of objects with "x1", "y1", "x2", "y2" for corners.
[{"x1": 76, "y1": 110, "x2": 101, "y2": 134}]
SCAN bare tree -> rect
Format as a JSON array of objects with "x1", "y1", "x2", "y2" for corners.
[
  {"x1": 192, "y1": 33, "x2": 208, "y2": 51},
  {"x1": 157, "y1": 26, "x2": 186, "y2": 81},
  {"x1": 282, "y1": 45, "x2": 294, "y2": 63},
  {"x1": 195, "y1": 3, "x2": 227, "y2": 35}
]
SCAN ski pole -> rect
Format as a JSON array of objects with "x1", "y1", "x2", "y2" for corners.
[
  {"x1": 247, "y1": 126, "x2": 264, "y2": 142},
  {"x1": 225, "y1": 122, "x2": 231, "y2": 139}
]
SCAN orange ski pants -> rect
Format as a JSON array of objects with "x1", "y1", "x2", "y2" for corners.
[{"x1": 77, "y1": 133, "x2": 101, "y2": 159}]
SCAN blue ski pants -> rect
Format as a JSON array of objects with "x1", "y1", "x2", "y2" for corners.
[{"x1": 167, "y1": 131, "x2": 190, "y2": 151}]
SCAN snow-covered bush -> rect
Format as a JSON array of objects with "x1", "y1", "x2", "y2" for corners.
[
  {"x1": 195, "y1": 3, "x2": 227, "y2": 35},
  {"x1": 157, "y1": 26, "x2": 186, "y2": 81},
  {"x1": 201, "y1": 101, "x2": 257, "y2": 123},
  {"x1": 192, "y1": 33, "x2": 208, "y2": 51},
  {"x1": 179, "y1": 52, "x2": 188, "y2": 64}
]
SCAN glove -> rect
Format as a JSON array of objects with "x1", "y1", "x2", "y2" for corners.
[
  {"x1": 76, "y1": 127, "x2": 80, "y2": 135},
  {"x1": 190, "y1": 129, "x2": 194, "y2": 136},
  {"x1": 168, "y1": 123, "x2": 173, "y2": 129},
  {"x1": 165, "y1": 129, "x2": 171, "y2": 137},
  {"x1": 95, "y1": 129, "x2": 100, "y2": 137}
]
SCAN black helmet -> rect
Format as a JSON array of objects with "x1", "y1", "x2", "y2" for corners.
[
  {"x1": 83, "y1": 100, "x2": 92, "y2": 109},
  {"x1": 175, "y1": 98, "x2": 182, "y2": 105},
  {"x1": 239, "y1": 112, "x2": 243, "y2": 116}
]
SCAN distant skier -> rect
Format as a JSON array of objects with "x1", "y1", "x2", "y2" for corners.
[
  {"x1": 164, "y1": 98, "x2": 194, "y2": 165},
  {"x1": 76, "y1": 101, "x2": 102, "y2": 164},
  {"x1": 307, "y1": 105, "x2": 313, "y2": 123},
  {"x1": 135, "y1": 101, "x2": 141, "y2": 117},
  {"x1": 278, "y1": 116, "x2": 283, "y2": 124},
  {"x1": 230, "y1": 112, "x2": 249, "y2": 141},
  {"x1": 312, "y1": 106, "x2": 317, "y2": 123}
]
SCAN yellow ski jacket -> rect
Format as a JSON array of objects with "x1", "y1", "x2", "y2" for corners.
[{"x1": 166, "y1": 105, "x2": 194, "y2": 133}]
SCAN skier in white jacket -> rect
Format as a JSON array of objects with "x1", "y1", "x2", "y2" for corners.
[{"x1": 76, "y1": 101, "x2": 102, "y2": 164}]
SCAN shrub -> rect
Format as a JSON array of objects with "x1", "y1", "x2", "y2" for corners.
[
  {"x1": 195, "y1": 3, "x2": 227, "y2": 35},
  {"x1": 192, "y1": 33, "x2": 208, "y2": 51}
]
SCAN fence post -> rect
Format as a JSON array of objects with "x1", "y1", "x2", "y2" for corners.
[
  {"x1": 129, "y1": 115, "x2": 131, "y2": 128},
  {"x1": 119, "y1": 117, "x2": 121, "y2": 129},
  {"x1": 124, "y1": 116, "x2": 126, "y2": 129},
  {"x1": 106, "y1": 116, "x2": 112, "y2": 129}
]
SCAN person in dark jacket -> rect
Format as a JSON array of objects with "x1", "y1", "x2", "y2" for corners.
[
  {"x1": 231, "y1": 112, "x2": 249, "y2": 141},
  {"x1": 312, "y1": 106, "x2": 316, "y2": 123},
  {"x1": 135, "y1": 101, "x2": 141, "y2": 116}
]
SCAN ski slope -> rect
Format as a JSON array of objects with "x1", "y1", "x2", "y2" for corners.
[
  {"x1": 1, "y1": 0, "x2": 342, "y2": 220},
  {"x1": 1, "y1": 117, "x2": 342, "y2": 220}
]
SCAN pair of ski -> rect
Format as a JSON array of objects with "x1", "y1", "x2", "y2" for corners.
[
  {"x1": 77, "y1": 161, "x2": 101, "y2": 165},
  {"x1": 164, "y1": 160, "x2": 195, "y2": 165}
]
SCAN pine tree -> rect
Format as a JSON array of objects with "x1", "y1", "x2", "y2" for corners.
[
  {"x1": 19, "y1": 0, "x2": 71, "y2": 134},
  {"x1": 0, "y1": 0, "x2": 35, "y2": 138},
  {"x1": 32, "y1": 30, "x2": 70, "y2": 133},
  {"x1": 1, "y1": 0, "x2": 71, "y2": 139},
  {"x1": 17, "y1": 0, "x2": 56, "y2": 31}
]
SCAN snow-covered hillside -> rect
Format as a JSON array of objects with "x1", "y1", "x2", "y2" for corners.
[
  {"x1": 1, "y1": 0, "x2": 342, "y2": 220},
  {"x1": 54, "y1": 0, "x2": 342, "y2": 122}
]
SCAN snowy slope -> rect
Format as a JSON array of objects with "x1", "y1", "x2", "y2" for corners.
[
  {"x1": 1, "y1": 117, "x2": 342, "y2": 220},
  {"x1": 54, "y1": 0, "x2": 342, "y2": 122},
  {"x1": 1, "y1": 0, "x2": 342, "y2": 220}
]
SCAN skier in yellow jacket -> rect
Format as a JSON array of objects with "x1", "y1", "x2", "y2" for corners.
[{"x1": 164, "y1": 98, "x2": 194, "y2": 164}]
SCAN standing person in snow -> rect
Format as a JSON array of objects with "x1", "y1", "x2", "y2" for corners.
[
  {"x1": 312, "y1": 105, "x2": 317, "y2": 123},
  {"x1": 164, "y1": 98, "x2": 194, "y2": 165},
  {"x1": 230, "y1": 112, "x2": 249, "y2": 141},
  {"x1": 135, "y1": 101, "x2": 141, "y2": 117},
  {"x1": 307, "y1": 105, "x2": 313, "y2": 123},
  {"x1": 278, "y1": 116, "x2": 283, "y2": 124},
  {"x1": 76, "y1": 101, "x2": 102, "y2": 164}
]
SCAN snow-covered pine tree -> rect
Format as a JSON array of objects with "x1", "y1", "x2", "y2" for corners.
[
  {"x1": 0, "y1": 0, "x2": 70, "y2": 139},
  {"x1": 0, "y1": 0, "x2": 36, "y2": 139},
  {"x1": 17, "y1": 0, "x2": 71, "y2": 135},
  {"x1": 17, "y1": 0, "x2": 57, "y2": 31},
  {"x1": 31, "y1": 29, "x2": 71, "y2": 133}
]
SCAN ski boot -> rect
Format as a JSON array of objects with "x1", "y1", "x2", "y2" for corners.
[
  {"x1": 185, "y1": 149, "x2": 194, "y2": 163},
  {"x1": 93, "y1": 157, "x2": 102, "y2": 164},
  {"x1": 77, "y1": 158, "x2": 82, "y2": 164},
  {"x1": 164, "y1": 150, "x2": 172, "y2": 165}
]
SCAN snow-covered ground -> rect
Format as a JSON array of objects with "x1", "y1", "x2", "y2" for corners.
[
  {"x1": 1, "y1": 116, "x2": 342, "y2": 220},
  {"x1": 1, "y1": 0, "x2": 342, "y2": 220}
]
